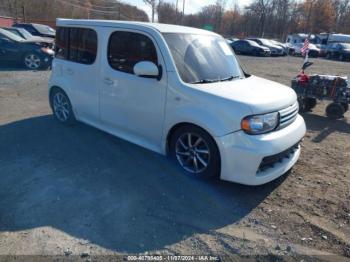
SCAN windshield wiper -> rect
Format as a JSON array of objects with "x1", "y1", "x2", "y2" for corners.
[
  {"x1": 220, "y1": 75, "x2": 240, "y2": 82},
  {"x1": 190, "y1": 79, "x2": 219, "y2": 84},
  {"x1": 190, "y1": 75, "x2": 241, "y2": 84}
]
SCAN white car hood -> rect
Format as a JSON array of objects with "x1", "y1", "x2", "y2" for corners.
[{"x1": 194, "y1": 75, "x2": 297, "y2": 114}]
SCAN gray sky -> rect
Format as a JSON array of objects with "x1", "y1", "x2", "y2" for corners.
[{"x1": 123, "y1": 0, "x2": 253, "y2": 19}]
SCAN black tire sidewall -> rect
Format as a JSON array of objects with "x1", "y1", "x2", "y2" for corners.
[
  {"x1": 170, "y1": 125, "x2": 220, "y2": 179},
  {"x1": 326, "y1": 103, "x2": 345, "y2": 120},
  {"x1": 50, "y1": 89, "x2": 76, "y2": 125}
]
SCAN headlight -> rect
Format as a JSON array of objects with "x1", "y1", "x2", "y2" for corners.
[
  {"x1": 241, "y1": 112, "x2": 279, "y2": 135},
  {"x1": 41, "y1": 47, "x2": 55, "y2": 55}
]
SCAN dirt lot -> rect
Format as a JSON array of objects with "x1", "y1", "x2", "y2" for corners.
[{"x1": 0, "y1": 56, "x2": 349, "y2": 260}]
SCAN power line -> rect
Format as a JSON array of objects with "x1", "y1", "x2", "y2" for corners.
[
  {"x1": 56, "y1": 0, "x2": 137, "y2": 20},
  {"x1": 68, "y1": 0, "x2": 121, "y2": 10}
]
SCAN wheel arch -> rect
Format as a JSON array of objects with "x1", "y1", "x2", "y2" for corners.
[{"x1": 165, "y1": 122, "x2": 219, "y2": 156}]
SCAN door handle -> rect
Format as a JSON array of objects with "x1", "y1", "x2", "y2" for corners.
[
  {"x1": 103, "y1": 78, "x2": 114, "y2": 86},
  {"x1": 66, "y1": 68, "x2": 74, "y2": 75}
]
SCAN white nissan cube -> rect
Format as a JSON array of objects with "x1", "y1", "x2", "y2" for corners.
[{"x1": 49, "y1": 19, "x2": 306, "y2": 185}]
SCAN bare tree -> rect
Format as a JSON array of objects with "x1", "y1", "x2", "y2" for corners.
[{"x1": 143, "y1": 0, "x2": 158, "y2": 22}]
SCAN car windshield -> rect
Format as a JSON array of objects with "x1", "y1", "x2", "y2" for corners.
[
  {"x1": 18, "y1": 28, "x2": 35, "y2": 39},
  {"x1": 0, "y1": 29, "x2": 24, "y2": 42},
  {"x1": 163, "y1": 33, "x2": 244, "y2": 84},
  {"x1": 33, "y1": 24, "x2": 55, "y2": 35},
  {"x1": 246, "y1": 40, "x2": 260, "y2": 47},
  {"x1": 340, "y1": 43, "x2": 350, "y2": 49},
  {"x1": 259, "y1": 39, "x2": 271, "y2": 45}
]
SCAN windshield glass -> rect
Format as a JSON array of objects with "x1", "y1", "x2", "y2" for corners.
[
  {"x1": 247, "y1": 40, "x2": 260, "y2": 47},
  {"x1": 18, "y1": 28, "x2": 35, "y2": 39},
  {"x1": 163, "y1": 33, "x2": 244, "y2": 84},
  {"x1": 340, "y1": 43, "x2": 350, "y2": 49},
  {"x1": 33, "y1": 24, "x2": 55, "y2": 35},
  {"x1": 0, "y1": 29, "x2": 24, "y2": 42},
  {"x1": 259, "y1": 39, "x2": 271, "y2": 45}
]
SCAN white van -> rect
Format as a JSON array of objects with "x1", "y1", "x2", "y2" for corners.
[{"x1": 49, "y1": 19, "x2": 306, "y2": 185}]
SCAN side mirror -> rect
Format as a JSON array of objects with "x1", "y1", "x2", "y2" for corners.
[{"x1": 133, "y1": 61, "x2": 161, "y2": 80}]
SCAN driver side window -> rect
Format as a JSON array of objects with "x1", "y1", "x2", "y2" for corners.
[{"x1": 108, "y1": 31, "x2": 158, "y2": 75}]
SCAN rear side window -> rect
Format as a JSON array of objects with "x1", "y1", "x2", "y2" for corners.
[
  {"x1": 108, "y1": 31, "x2": 158, "y2": 74},
  {"x1": 56, "y1": 27, "x2": 69, "y2": 60},
  {"x1": 55, "y1": 27, "x2": 97, "y2": 65}
]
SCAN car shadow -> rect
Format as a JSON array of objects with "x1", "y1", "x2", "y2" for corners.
[
  {"x1": 0, "y1": 62, "x2": 49, "y2": 71},
  {"x1": 302, "y1": 113, "x2": 350, "y2": 143},
  {"x1": 0, "y1": 115, "x2": 285, "y2": 253}
]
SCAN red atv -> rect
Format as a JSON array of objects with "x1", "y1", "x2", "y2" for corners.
[{"x1": 291, "y1": 62, "x2": 349, "y2": 119}]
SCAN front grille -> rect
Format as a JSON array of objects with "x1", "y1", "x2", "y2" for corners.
[
  {"x1": 258, "y1": 142, "x2": 300, "y2": 173},
  {"x1": 278, "y1": 102, "x2": 299, "y2": 129}
]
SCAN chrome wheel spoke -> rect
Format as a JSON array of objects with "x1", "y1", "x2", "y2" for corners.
[
  {"x1": 187, "y1": 133, "x2": 192, "y2": 147},
  {"x1": 176, "y1": 151, "x2": 190, "y2": 156},
  {"x1": 195, "y1": 149, "x2": 209, "y2": 155},
  {"x1": 178, "y1": 138, "x2": 188, "y2": 150},
  {"x1": 196, "y1": 155, "x2": 207, "y2": 167},
  {"x1": 193, "y1": 157, "x2": 199, "y2": 172}
]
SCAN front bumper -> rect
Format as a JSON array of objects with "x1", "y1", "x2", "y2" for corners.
[{"x1": 215, "y1": 114, "x2": 306, "y2": 185}]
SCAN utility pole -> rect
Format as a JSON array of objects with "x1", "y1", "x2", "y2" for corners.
[
  {"x1": 182, "y1": 0, "x2": 185, "y2": 24},
  {"x1": 175, "y1": 0, "x2": 179, "y2": 24},
  {"x1": 22, "y1": 5, "x2": 26, "y2": 23},
  {"x1": 15, "y1": 0, "x2": 18, "y2": 22}
]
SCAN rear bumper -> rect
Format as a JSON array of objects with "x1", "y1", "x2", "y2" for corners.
[{"x1": 215, "y1": 114, "x2": 306, "y2": 185}]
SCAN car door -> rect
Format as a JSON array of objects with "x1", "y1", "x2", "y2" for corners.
[
  {"x1": 99, "y1": 28, "x2": 167, "y2": 151},
  {"x1": 0, "y1": 36, "x2": 20, "y2": 62}
]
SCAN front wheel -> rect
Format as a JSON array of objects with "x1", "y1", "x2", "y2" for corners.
[
  {"x1": 50, "y1": 88, "x2": 76, "y2": 125},
  {"x1": 170, "y1": 126, "x2": 220, "y2": 179},
  {"x1": 23, "y1": 53, "x2": 42, "y2": 70}
]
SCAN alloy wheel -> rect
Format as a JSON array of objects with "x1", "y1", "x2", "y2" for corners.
[
  {"x1": 24, "y1": 54, "x2": 41, "y2": 69},
  {"x1": 175, "y1": 133, "x2": 211, "y2": 174},
  {"x1": 53, "y1": 93, "x2": 70, "y2": 122}
]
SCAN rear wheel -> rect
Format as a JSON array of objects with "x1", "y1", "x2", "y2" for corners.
[
  {"x1": 50, "y1": 88, "x2": 76, "y2": 125},
  {"x1": 326, "y1": 103, "x2": 345, "y2": 120},
  {"x1": 170, "y1": 125, "x2": 220, "y2": 179}
]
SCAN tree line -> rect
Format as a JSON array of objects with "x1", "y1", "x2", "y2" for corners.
[{"x1": 0, "y1": 0, "x2": 349, "y2": 40}]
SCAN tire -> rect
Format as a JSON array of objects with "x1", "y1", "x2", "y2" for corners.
[
  {"x1": 170, "y1": 125, "x2": 220, "y2": 179},
  {"x1": 304, "y1": 98, "x2": 317, "y2": 112},
  {"x1": 326, "y1": 53, "x2": 331, "y2": 59},
  {"x1": 341, "y1": 103, "x2": 349, "y2": 112},
  {"x1": 23, "y1": 52, "x2": 42, "y2": 70},
  {"x1": 50, "y1": 88, "x2": 76, "y2": 125},
  {"x1": 326, "y1": 103, "x2": 345, "y2": 120}
]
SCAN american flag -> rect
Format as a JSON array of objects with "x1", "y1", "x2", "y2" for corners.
[{"x1": 301, "y1": 38, "x2": 309, "y2": 56}]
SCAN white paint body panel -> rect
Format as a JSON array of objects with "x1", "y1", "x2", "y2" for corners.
[{"x1": 49, "y1": 19, "x2": 306, "y2": 185}]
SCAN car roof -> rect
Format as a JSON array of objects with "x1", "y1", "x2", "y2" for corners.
[{"x1": 56, "y1": 19, "x2": 218, "y2": 36}]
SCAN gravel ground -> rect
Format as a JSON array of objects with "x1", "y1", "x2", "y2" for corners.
[{"x1": 0, "y1": 56, "x2": 349, "y2": 261}]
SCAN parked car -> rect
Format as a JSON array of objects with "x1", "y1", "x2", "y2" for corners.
[
  {"x1": 49, "y1": 19, "x2": 306, "y2": 186},
  {"x1": 325, "y1": 42, "x2": 350, "y2": 61},
  {"x1": 0, "y1": 28, "x2": 54, "y2": 69},
  {"x1": 13, "y1": 23, "x2": 55, "y2": 38},
  {"x1": 288, "y1": 42, "x2": 320, "y2": 57},
  {"x1": 2, "y1": 27, "x2": 54, "y2": 48},
  {"x1": 269, "y1": 39, "x2": 288, "y2": 55},
  {"x1": 230, "y1": 39, "x2": 271, "y2": 56},
  {"x1": 247, "y1": 38, "x2": 284, "y2": 56}
]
